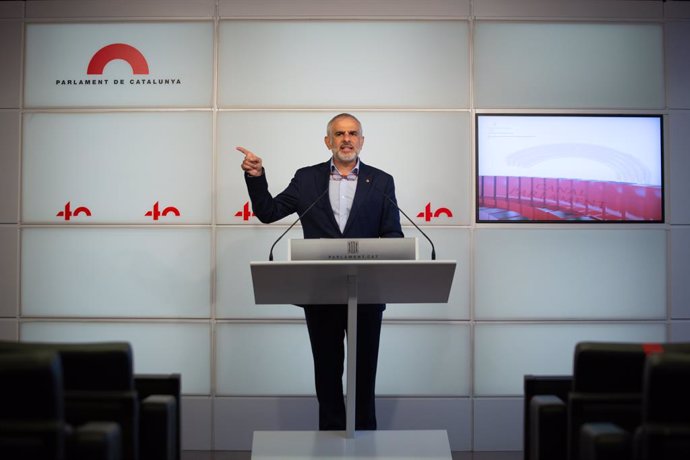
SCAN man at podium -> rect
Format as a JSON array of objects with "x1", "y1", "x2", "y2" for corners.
[{"x1": 238, "y1": 113, "x2": 403, "y2": 431}]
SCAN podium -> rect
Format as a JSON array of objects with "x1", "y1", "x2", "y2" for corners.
[{"x1": 249, "y1": 242, "x2": 456, "y2": 459}]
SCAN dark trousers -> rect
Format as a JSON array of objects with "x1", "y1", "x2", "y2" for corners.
[{"x1": 303, "y1": 305, "x2": 383, "y2": 431}]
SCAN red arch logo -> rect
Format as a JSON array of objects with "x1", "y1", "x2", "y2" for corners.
[{"x1": 87, "y1": 43, "x2": 149, "y2": 75}]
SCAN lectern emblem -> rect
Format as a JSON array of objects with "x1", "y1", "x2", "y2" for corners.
[{"x1": 347, "y1": 241, "x2": 359, "y2": 255}]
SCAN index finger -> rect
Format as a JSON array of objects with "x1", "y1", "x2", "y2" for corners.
[{"x1": 236, "y1": 146, "x2": 253, "y2": 157}]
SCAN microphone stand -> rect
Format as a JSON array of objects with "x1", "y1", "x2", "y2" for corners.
[
  {"x1": 384, "y1": 195, "x2": 436, "y2": 261},
  {"x1": 268, "y1": 187, "x2": 330, "y2": 261}
]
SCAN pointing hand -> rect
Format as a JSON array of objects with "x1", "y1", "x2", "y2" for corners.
[{"x1": 237, "y1": 146, "x2": 263, "y2": 177}]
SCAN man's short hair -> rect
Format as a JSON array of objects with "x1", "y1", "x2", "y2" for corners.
[{"x1": 326, "y1": 113, "x2": 363, "y2": 137}]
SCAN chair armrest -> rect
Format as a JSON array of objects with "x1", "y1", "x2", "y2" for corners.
[
  {"x1": 568, "y1": 393, "x2": 642, "y2": 432},
  {"x1": 529, "y1": 395, "x2": 567, "y2": 460},
  {"x1": 140, "y1": 395, "x2": 176, "y2": 460},
  {"x1": 69, "y1": 422, "x2": 122, "y2": 460},
  {"x1": 64, "y1": 390, "x2": 138, "y2": 460},
  {"x1": 568, "y1": 392, "x2": 641, "y2": 460},
  {"x1": 524, "y1": 375, "x2": 572, "y2": 459},
  {"x1": 135, "y1": 374, "x2": 180, "y2": 460},
  {"x1": 579, "y1": 422, "x2": 631, "y2": 460}
]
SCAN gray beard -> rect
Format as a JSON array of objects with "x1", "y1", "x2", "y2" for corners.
[{"x1": 331, "y1": 148, "x2": 359, "y2": 165}]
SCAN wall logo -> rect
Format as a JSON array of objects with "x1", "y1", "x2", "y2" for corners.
[
  {"x1": 235, "y1": 202, "x2": 255, "y2": 221},
  {"x1": 55, "y1": 43, "x2": 182, "y2": 87},
  {"x1": 87, "y1": 43, "x2": 149, "y2": 75},
  {"x1": 145, "y1": 202, "x2": 181, "y2": 221},
  {"x1": 57, "y1": 202, "x2": 91, "y2": 221},
  {"x1": 417, "y1": 203, "x2": 453, "y2": 222}
]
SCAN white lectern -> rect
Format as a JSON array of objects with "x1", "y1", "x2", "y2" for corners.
[{"x1": 249, "y1": 240, "x2": 456, "y2": 460}]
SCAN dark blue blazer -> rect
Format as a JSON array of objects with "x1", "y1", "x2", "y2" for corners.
[{"x1": 245, "y1": 160, "x2": 404, "y2": 240}]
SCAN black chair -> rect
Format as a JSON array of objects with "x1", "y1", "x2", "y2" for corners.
[
  {"x1": 0, "y1": 350, "x2": 121, "y2": 460},
  {"x1": 633, "y1": 352, "x2": 690, "y2": 459},
  {"x1": 525, "y1": 342, "x2": 690, "y2": 460},
  {"x1": 580, "y1": 352, "x2": 690, "y2": 460},
  {"x1": 0, "y1": 341, "x2": 179, "y2": 460},
  {"x1": 567, "y1": 342, "x2": 652, "y2": 460}
]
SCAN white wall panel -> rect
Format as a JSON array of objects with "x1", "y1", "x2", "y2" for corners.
[
  {"x1": 0, "y1": 226, "x2": 18, "y2": 317},
  {"x1": 669, "y1": 111, "x2": 690, "y2": 224},
  {"x1": 0, "y1": 110, "x2": 20, "y2": 223},
  {"x1": 214, "y1": 397, "x2": 318, "y2": 450},
  {"x1": 378, "y1": 323, "x2": 470, "y2": 396},
  {"x1": 474, "y1": 22, "x2": 664, "y2": 109},
  {"x1": 216, "y1": 226, "x2": 305, "y2": 319},
  {"x1": 473, "y1": 398, "x2": 523, "y2": 451},
  {"x1": 474, "y1": 323, "x2": 666, "y2": 396},
  {"x1": 0, "y1": 20, "x2": 21, "y2": 108},
  {"x1": 181, "y1": 397, "x2": 213, "y2": 450},
  {"x1": 22, "y1": 112, "x2": 212, "y2": 224},
  {"x1": 217, "y1": 111, "x2": 471, "y2": 226},
  {"x1": 21, "y1": 228, "x2": 211, "y2": 318},
  {"x1": 217, "y1": 111, "x2": 325, "y2": 226},
  {"x1": 20, "y1": 321, "x2": 211, "y2": 394},
  {"x1": 216, "y1": 322, "x2": 470, "y2": 397},
  {"x1": 671, "y1": 226, "x2": 690, "y2": 319},
  {"x1": 384, "y1": 228, "x2": 470, "y2": 320},
  {"x1": 216, "y1": 322, "x2": 314, "y2": 396},
  {"x1": 365, "y1": 112, "x2": 472, "y2": 226},
  {"x1": 671, "y1": 321, "x2": 690, "y2": 342},
  {"x1": 475, "y1": 229, "x2": 666, "y2": 320},
  {"x1": 25, "y1": 22, "x2": 213, "y2": 108},
  {"x1": 377, "y1": 398, "x2": 471, "y2": 451},
  {"x1": 666, "y1": 21, "x2": 690, "y2": 109},
  {"x1": 218, "y1": 21, "x2": 469, "y2": 108}
]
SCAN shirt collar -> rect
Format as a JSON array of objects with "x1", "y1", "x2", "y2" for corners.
[{"x1": 330, "y1": 158, "x2": 360, "y2": 177}]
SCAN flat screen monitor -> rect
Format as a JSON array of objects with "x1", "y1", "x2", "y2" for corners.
[{"x1": 476, "y1": 114, "x2": 664, "y2": 223}]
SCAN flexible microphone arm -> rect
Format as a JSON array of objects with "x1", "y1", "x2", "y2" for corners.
[
  {"x1": 379, "y1": 189, "x2": 436, "y2": 261},
  {"x1": 268, "y1": 186, "x2": 330, "y2": 261}
]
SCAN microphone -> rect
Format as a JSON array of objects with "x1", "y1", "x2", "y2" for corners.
[
  {"x1": 373, "y1": 180, "x2": 436, "y2": 260},
  {"x1": 268, "y1": 186, "x2": 330, "y2": 261}
]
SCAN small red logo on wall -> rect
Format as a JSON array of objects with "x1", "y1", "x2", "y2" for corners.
[
  {"x1": 235, "y1": 202, "x2": 255, "y2": 221},
  {"x1": 145, "y1": 202, "x2": 181, "y2": 221},
  {"x1": 57, "y1": 202, "x2": 91, "y2": 221},
  {"x1": 87, "y1": 43, "x2": 150, "y2": 75},
  {"x1": 417, "y1": 203, "x2": 453, "y2": 222}
]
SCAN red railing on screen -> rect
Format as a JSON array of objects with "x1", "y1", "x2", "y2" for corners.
[{"x1": 478, "y1": 176, "x2": 662, "y2": 221}]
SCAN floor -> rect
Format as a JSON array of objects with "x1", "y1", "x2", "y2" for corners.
[{"x1": 182, "y1": 451, "x2": 522, "y2": 460}]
